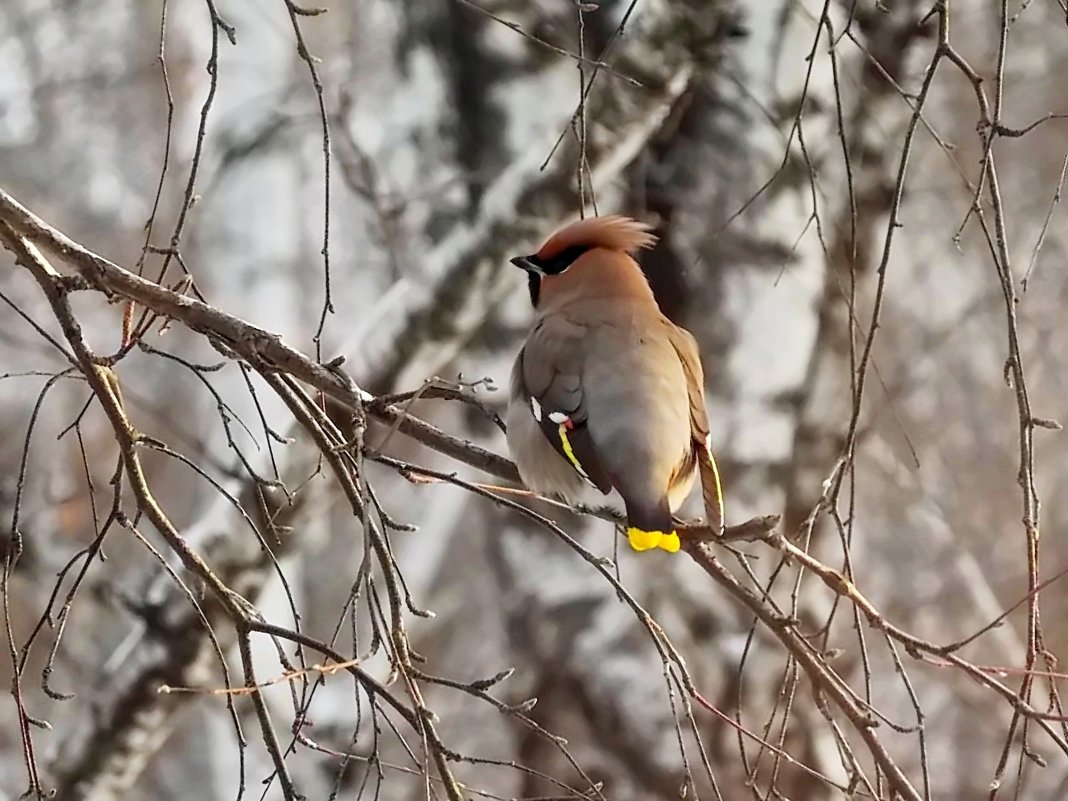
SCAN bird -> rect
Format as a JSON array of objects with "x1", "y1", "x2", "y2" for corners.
[{"x1": 505, "y1": 214, "x2": 724, "y2": 554}]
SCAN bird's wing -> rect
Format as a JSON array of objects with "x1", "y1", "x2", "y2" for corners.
[
  {"x1": 665, "y1": 321, "x2": 725, "y2": 530},
  {"x1": 517, "y1": 317, "x2": 614, "y2": 494}
]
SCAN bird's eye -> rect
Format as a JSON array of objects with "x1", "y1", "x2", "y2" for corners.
[{"x1": 543, "y1": 245, "x2": 590, "y2": 275}]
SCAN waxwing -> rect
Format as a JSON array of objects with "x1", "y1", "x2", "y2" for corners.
[{"x1": 505, "y1": 215, "x2": 724, "y2": 553}]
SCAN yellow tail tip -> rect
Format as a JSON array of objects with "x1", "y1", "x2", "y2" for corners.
[{"x1": 627, "y1": 527, "x2": 680, "y2": 553}]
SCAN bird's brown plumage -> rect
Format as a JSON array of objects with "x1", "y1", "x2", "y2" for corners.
[
  {"x1": 506, "y1": 215, "x2": 724, "y2": 553},
  {"x1": 535, "y1": 215, "x2": 658, "y2": 259}
]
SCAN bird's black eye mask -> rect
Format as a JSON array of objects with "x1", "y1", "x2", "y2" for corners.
[{"x1": 510, "y1": 245, "x2": 591, "y2": 306}]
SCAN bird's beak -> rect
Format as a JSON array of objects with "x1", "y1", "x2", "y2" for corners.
[{"x1": 510, "y1": 255, "x2": 543, "y2": 275}]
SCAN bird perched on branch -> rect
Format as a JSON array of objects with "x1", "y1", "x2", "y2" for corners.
[{"x1": 506, "y1": 215, "x2": 724, "y2": 553}]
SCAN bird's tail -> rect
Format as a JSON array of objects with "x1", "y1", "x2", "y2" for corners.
[{"x1": 623, "y1": 497, "x2": 679, "y2": 553}]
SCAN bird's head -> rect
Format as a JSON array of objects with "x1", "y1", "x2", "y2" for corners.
[{"x1": 510, "y1": 215, "x2": 658, "y2": 307}]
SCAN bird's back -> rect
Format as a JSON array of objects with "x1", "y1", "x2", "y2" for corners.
[{"x1": 576, "y1": 301, "x2": 693, "y2": 512}]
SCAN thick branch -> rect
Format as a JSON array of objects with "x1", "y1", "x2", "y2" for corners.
[
  {"x1": 0, "y1": 187, "x2": 518, "y2": 483},
  {"x1": 681, "y1": 540, "x2": 924, "y2": 801}
]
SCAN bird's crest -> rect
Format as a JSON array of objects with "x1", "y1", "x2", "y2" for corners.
[{"x1": 536, "y1": 215, "x2": 658, "y2": 260}]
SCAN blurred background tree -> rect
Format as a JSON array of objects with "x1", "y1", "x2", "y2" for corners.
[{"x1": 1, "y1": 1, "x2": 1067, "y2": 799}]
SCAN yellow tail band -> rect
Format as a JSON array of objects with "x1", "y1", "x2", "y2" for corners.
[{"x1": 627, "y1": 527, "x2": 680, "y2": 553}]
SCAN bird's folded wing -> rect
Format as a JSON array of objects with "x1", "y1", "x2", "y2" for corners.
[
  {"x1": 518, "y1": 318, "x2": 614, "y2": 493},
  {"x1": 665, "y1": 321, "x2": 725, "y2": 530}
]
